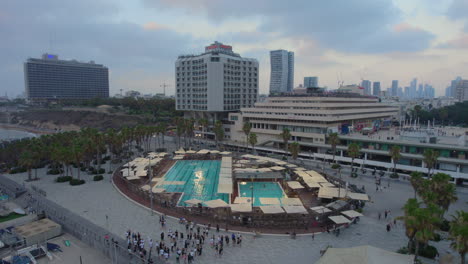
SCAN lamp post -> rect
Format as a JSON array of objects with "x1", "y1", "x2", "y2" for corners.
[{"x1": 148, "y1": 157, "x2": 153, "y2": 215}]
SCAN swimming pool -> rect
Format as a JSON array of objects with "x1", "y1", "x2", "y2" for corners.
[
  {"x1": 161, "y1": 160, "x2": 229, "y2": 206},
  {"x1": 238, "y1": 182, "x2": 286, "y2": 206}
]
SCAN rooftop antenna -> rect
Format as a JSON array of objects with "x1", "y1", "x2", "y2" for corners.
[{"x1": 160, "y1": 82, "x2": 170, "y2": 96}]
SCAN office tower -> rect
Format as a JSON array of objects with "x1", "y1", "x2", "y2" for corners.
[
  {"x1": 361, "y1": 80, "x2": 372, "y2": 95},
  {"x1": 175, "y1": 41, "x2": 259, "y2": 117},
  {"x1": 410, "y1": 78, "x2": 417, "y2": 99},
  {"x1": 418, "y1": 84, "x2": 424, "y2": 98},
  {"x1": 449, "y1": 77, "x2": 462, "y2": 97},
  {"x1": 372, "y1": 82, "x2": 381, "y2": 96},
  {"x1": 304, "y1": 77, "x2": 318, "y2": 88},
  {"x1": 269, "y1": 49, "x2": 294, "y2": 93},
  {"x1": 24, "y1": 54, "x2": 109, "y2": 101},
  {"x1": 391, "y1": 80, "x2": 398, "y2": 97},
  {"x1": 398, "y1": 87, "x2": 404, "y2": 97},
  {"x1": 404, "y1": 87, "x2": 410, "y2": 98},
  {"x1": 455, "y1": 80, "x2": 468, "y2": 101}
]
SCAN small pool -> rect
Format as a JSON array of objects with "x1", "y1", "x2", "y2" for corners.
[
  {"x1": 161, "y1": 160, "x2": 229, "y2": 206},
  {"x1": 238, "y1": 182, "x2": 286, "y2": 206}
]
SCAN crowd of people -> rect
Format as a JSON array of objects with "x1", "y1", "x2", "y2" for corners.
[{"x1": 125, "y1": 214, "x2": 244, "y2": 263}]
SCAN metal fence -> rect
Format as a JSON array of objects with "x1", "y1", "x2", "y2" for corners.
[{"x1": 0, "y1": 174, "x2": 157, "y2": 264}]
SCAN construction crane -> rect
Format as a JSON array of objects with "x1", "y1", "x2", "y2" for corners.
[{"x1": 160, "y1": 83, "x2": 170, "y2": 96}]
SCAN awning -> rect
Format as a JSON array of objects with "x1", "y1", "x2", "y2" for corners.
[
  {"x1": 260, "y1": 205, "x2": 285, "y2": 214},
  {"x1": 329, "y1": 215, "x2": 351, "y2": 224},
  {"x1": 342, "y1": 210, "x2": 363, "y2": 218},
  {"x1": 287, "y1": 181, "x2": 304, "y2": 190},
  {"x1": 311, "y1": 206, "x2": 332, "y2": 214},
  {"x1": 282, "y1": 205, "x2": 308, "y2": 214},
  {"x1": 281, "y1": 197, "x2": 303, "y2": 206},
  {"x1": 234, "y1": 197, "x2": 253, "y2": 204},
  {"x1": 259, "y1": 197, "x2": 280, "y2": 205},
  {"x1": 230, "y1": 203, "x2": 252, "y2": 212},
  {"x1": 347, "y1": 192, "x2": 370, "y2": 201},
  {"x1": 203, "y1": 199, "x2": 229, "y2": 208},
  {"x1": 184, "y1": 198, "x2": 202, "y2": 206}
]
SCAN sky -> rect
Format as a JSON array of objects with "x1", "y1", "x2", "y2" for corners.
[{"x1": 1, "y1": 0, "x2": 468, "y2": 97}]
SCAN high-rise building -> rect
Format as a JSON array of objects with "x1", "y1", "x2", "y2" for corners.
[
  {"x1": 304, "y1": 77, "x2": 318, "y2": 88},
  {"x1": 418, "y1": 84, "x2": 424, "y2": 98},
  {"x1": 24, "y1": 54, "x2": 109, "y2": 101},
  {"x1": 410, "y1": 78, "x2": 417, "y2": 99},
  {"x1": 449, "y1": 77, "x2": 462, "y2": 97},
  {"x1": 455, "y1": 80, "x2": 468, "y2": 101},
  {"x1": 269, "y1": 50, "x2": 294, "y2": 94},
  {"x1": 372, "y1": 82, "x2": 381, "y2": 96},
  {"x1": 361, "y1": 80, "x2": 372, "y2": 95},
  {"x1": 404, "y1": 87, "x2": 410, "y2": 98},
  {"x1": 391, "y1": 80, "x2": 398, "y2": 97},
  {"x1": 175, "y1": 41, "x2": 259, "y2": 121}
]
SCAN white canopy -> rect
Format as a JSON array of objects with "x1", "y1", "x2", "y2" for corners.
[
  {"x1": 347, "y1": 192, "x2": 370, "y2": 201},
  {"x1": 281, "y1": 197, "x2": 303, "y2": 206},
  {"x1": 304, "y1": 181, "x2": 321, "y2": 188},
  {"x1": 329, "y1": 215, "x2": 351, "y2": 224},
  {"x1": 294, "y1": 167, "x2": 307, "y2": 171},
  {"x1": 210, "y1": 150, "x2": 220, "y2": 154},
  {"x1": 230, "y1": 203, "x2": 252, "y2": 212},
  {"x1": 135, "y1": 170, "x2": 148, "y2": 177},
  {"x1": 186, "y1": 150, "x2": 197, "y2": 154},
  {"x1": 270, "y1": 166, "x2": 286, "y2": 171},
  {"x1": 197, "y1": 149, "x2": 210, "y2": 154},
  {"x1": 204, "y1": 199, "x2": 229, "y2": 208},
  {"x1": 173, "y1": 155, "x2": 184, "y2": 160},
  {"x1": 319, "y1": 182, "x2": 335, "y2": 188},
  {"x1": 184, "y1": 198, "x2": 203, "y2": 205},
  {"x1": 217, "y1": 183, "x2": 233, "y2": 194},
  {"x1": 260, "y1": 205, "x2": 285, "y2": 214},
  {"x1": 318, "y1": 187, "x2": 347, "y2": 199},
  {"x1": 282, "y1": 205, "x2": 308, "y2": 214},
  {"x1": 316, "y1": 245, "x2": 415, "y2": 264},
  {"x1": 342, "y1": 210, "x2": 363, "y2": 218},
  {"x1": 151, "y1": 187, "x2": 166, "y2": 193},
  {"x1": 220, "y1": 151, "x2": 232, "y2": 155},
  {"x1": 287, "y1": 181, "x2": 304, "y2": 190},
  {"x1": 311, "y1": 206, "x2": 332, "y2": 214},
  {"x1": 175, "y1": 149, "x2": 186, "y2": 154},
  {"x1": 234, "y1": 197, "x2": 254, "y2": 204},
  {"x1": 126, "y1": 176, "x2": 140, "y2": 181},
  {"x1": 259, "y1": 197, "x2": 280, "y2": 205},
  {"x1": 286, "y1": 164, "x2": 297, "y2": 168}
]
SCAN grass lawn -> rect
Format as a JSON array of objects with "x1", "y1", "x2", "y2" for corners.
[{"x1": 0, "y1": 212, "x2": 25, "y2": 223}]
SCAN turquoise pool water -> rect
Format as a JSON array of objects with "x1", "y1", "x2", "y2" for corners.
[
  {"x1": 162, "y1": 160, "x2": 229, "y2": 206},
  {"x1": 238, "y1": 182, "x2": 286, "y2": 206}
]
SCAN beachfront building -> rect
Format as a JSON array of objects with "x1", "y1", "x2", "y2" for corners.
[
  {"x1": 24, "y1": 54, "x2": 109, "y2": 102},
  {"x1": 228, "y1": 91, "x2": 398, "y2": 145}
]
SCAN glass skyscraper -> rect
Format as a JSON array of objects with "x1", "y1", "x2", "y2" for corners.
[{"x1": 269, "y1": 50, "x2": 294, "y2": 94}]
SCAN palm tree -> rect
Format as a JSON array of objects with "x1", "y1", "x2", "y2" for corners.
[
  {"x1": 174, "y1": 117, "x2": 184, "y2": 149},
  {"x1": 409, "y1": 172, "x2": 423, "y2": 198},
  {"x1": 199, "y1": 118, "x2": 208, "y2": 141},
  {"x1": 424, "y1": 173, "x2": 458, "y2": 217},
  {"x1": 389, "y1": 146, "x2": 401, "y2": 176},
  {"x1": 213, "y1": 120, "x2": 224, "y2": 148},
  {"x1": 242, "y1": 121, "x2": 252, "y2": 148},
  {"x1": 248, "y1": 133, "x2": 257, "y2": 154},
  {"x1": 185, "y1": 118, "x2": 195, "y2": 148},
  {"x1": 289, "y1": 142, "x2": 300, "y2": 160},
  {"x1": 449, "y1": 210, "x2": 468, "y2": 264},
  {"x1": 328, "y1": 133, "x2": 340, "y2": 163},
  {"x1": 19, "y1": 150, "x2": 35, "y2": 181},
  {"x1": 347, "y1": 143, "x2": 360, "y2": 176},
  {"x1": 71, "y1": 138, "x2": 85, "y2": 180},
  {"x1": 279, "y1": 128, "x2": 291, "y2": 154},
  {"x1": 423, "y1": 149, "x2": 439, "y2": 178}
]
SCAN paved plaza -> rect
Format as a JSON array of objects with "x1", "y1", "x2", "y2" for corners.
[{"x1": 5, "y1": 139, "x2": 468, "y2": 263}]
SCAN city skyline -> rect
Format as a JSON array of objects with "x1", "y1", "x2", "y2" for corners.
[{"x1": 1, "y1": 0, "x2": 468, "y2": 97}]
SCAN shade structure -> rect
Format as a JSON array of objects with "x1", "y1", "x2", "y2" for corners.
[
  {"x1": 347, "y1": 192, "x2": 370, "y2": 201},
  {"x1": 326, "y1": 200, "x2": 348, "y2": 211},
  {"x1": 274, "y1": 161, "x2": 287, "y2": 165},
  {"x1": 342, "y1": 210, "x2": 363, "y2": 218},
  {"x1": 287, "y1": 181, "x2": 304, "y2": 190},
  {"x1": 303, "y1": 181, "x2": 321, "y2": 188},
  {"x1": 173, "y1": 155, "x2": 184, "y2": 160},
  {"x1": 282, "y1": 205, "x2": 308, "y2": 214},
  {"x1": 259, "y1": 197, "x2": 280, "y2": 205},
  {"x1": 141, "y1": 185, "x2": 151, "y2": 191},
  {"x1": 184, "y1": 198, "x2": 203, "y2": 206},
  {"x1": 329, "y1": 215, "x2": 351, "y2": 224},
  {"x1": 220, "y1": 151, "x2": 232, "y2": 155},
  {"x1": 260, "y1": 205, "x2": 285, "y2": 214},
  {"x1": 318, "y1": 187, "x2": 347, "y2": 199},
  {"x1": 270, "y1": 166, "x2": 286, "y2": 171},
  {"x1": 286, "y1": 164, "x2": 297, "y2": 168},
  {"x1": 126, "y1": 176, "x2": 140, "y2": 181},
  {"x1": 311, "y1": 206, "x2": 332, "y2": 214},
  {"x1": 151, "y1": 178, "x2": 160, "y2": 183},
  {"x1": 203, "y1": 199, "x2": 229, "y2": 208},
  {"x1": 281, "y1": 197, "x2": 303, "y2": 206},
  {"x1": 234, "y1": 197, "x2": 253, "y2": 204},
  {"x1": 197, "y1": 149, "x2": 210, "y2": 154},
  {"x1": 295, "y1": 171, "x2": 310, "y2": 178},
  {"x1": 186, "y1": 150, "x2": 197, "y2": 154},
  {"x1": 210, "y1": 150, "x2": 220, "y2": 154},
  {"x1": 217, "y1": 183, "x2": 233, "y2": 194},
  {"x1": 175, "y1": 148, "x2": 186, "y2": 154},
  {"x1": 135, "y1": 170, "x2": 148, "y2": 177},
  {"x1": 294, "y1": 167, "x2": 307, "y2": 171},
  {"x1": 230, "y1": 203, "x2": 252, "y2": 213},
  {"x1": 319, "y1": 182, "x2": 335, "y2": 188},
  {"x1": 121, "y1": 170, "x2": 133, "y2": 177},
  {"x1": 151, "y1": 187, "x2": 166, "y2": 193},
  {"x1": 316, "y1": 245, "x2": 415, "y2": 264},
  {"x1": 157, "y1": 152, "x2": 168, "y2": 157},
  {"x1": 306, "y1": 170, "x2": 322, "y2": 178}
]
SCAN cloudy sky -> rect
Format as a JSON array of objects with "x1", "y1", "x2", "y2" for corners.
[{"x1": 1, "y1": 0, "x2": 468, "y2": 97}]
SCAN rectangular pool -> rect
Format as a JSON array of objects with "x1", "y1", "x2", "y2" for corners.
[
  {"x1": 161, "y1": 160, "x2": 229, "y2": 206},
  {"x1": 238, "y1": 182, "x2": 286, "y2": 206}
]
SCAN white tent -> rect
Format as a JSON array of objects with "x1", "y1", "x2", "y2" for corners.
[
  {"x1": 141, "y1": 185, "x2": 151, "y2": 191},
  {"x1": 328, "y1": 215, "x2": 351, "y2": 224},
  {"x1": 287, "y1": 181, "x2": 304, "y2": 190},
  {"x1": 260, "y1": 205, "x2": 285, "y2": 214},
  {"x1": 175, "y1": 149, "x2": 186, "y2": 154},
  {"x1": 342, "y1": 210, "x2": 363, "y2": 218},
  {"x1": 184, "y1": 198, "x2": 202, "y2": 206},
  {"x1": 281, "y1": 197, "x2": 303, "y2": 206},
  {"x1": 234, "y1": 197, "x2": 253, "y2": 204},
  {"x1": 230, "y1": 203, "x2": 252, "y2": 213},
  {"x1": 259, "y1": 197, "x2": 280, "y2": 205},
  {"x1": 311, "y1": 206, "x2": 332, "y2": 214},
  {"x1": 282, "y1": 205, "x2": 308, "y2": 214},
  {"x1": 204, "y1": 199, "x2": 229, "y2": 208},
  {"x1": 315, "y1": 245, "x2": 415, "y2": 264},
  {"x1": 347, "y1": 192, "x2": 370, "y2": 201}
]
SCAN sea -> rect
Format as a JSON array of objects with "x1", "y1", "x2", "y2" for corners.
[{"x1": 0, "y1": 128, "x2": 37, "y2": 141}]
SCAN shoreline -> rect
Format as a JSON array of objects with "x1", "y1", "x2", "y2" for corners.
[{"x1": 0, "y1": 123, "x2": 55, "y2": 135}]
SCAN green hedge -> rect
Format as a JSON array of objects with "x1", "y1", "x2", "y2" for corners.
[
  {"x1": 47, "y1": 168, "x2": 63, "y2": 175},
  {"x1": 331, "y1": 164, "x2": 341, "y2": 169},
  {"x1": 418, "y1": 245, "x2": 438, "y2": 259},
  {"x1": 93, "y1": 175, "x2": 104, "y2": 181},
  {"x1": 10, "y1": 167, "x2": 27, "y2": 174},
  {"x1": 70, "y1": 179, "x2": 85, "y2": 186},
  {"x1": 439, "y1": 219, "x2": 450, "y2": 232},
  {"x1": 56, "y1": 176, "x2": 72, "y2": 182}
]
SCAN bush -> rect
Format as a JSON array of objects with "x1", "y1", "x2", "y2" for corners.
[
  {"x1": 418, "y1": 245, "x2": 438, "y2": 259},
  {"x1": 431, "y1": 233, "x2": 441, "y2": 242},
  {"x1": 93, "y1": 175, "x2": 104, "y2": 181},
  {"x1": 439, "y1": 219, "x2": 450, "y2": 232},
  {"x1": 97, "y1": 168, "x2": 105, "y2": 174},
  {"x1": 10, "y1": 167, "x2": 27, "y2": 174},
  {"x1": 47, "y1": 168, "x2": 63, "y2": 175},
  {"x1": 69, "y1": 179, "x2": 85, "y2": 186},
  {"x1": 56, "y1": 176, "x2": 72, "y2": 183},
  {"x1": 331, "y1": 163, "x2": 341, "y2": 169},
  {"x1": 397, "y1": 247, "x2": 409, "y2": 254},
  {"x1": 390, "y1": 173, "x2": 399, "y2": 179}
]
